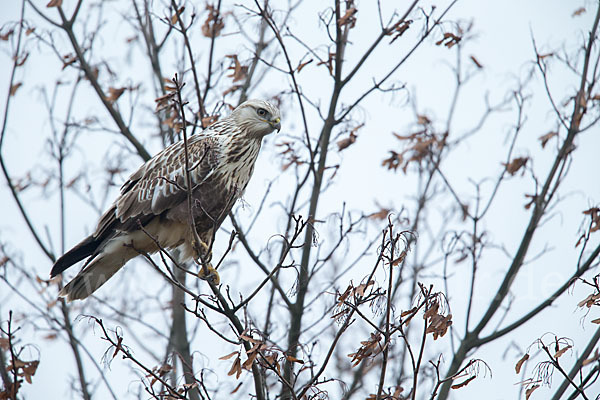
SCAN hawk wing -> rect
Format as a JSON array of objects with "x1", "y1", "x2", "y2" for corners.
[{"x1": 94, "y1": 134, "x2": 222, "y2": 240}]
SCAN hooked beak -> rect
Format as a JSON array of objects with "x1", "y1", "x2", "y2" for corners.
[{"x1": 270, "y1": 117, "x2": 281, "y2": 132}]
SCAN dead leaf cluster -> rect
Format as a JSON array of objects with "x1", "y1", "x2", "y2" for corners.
[
  {"x1": 6, "y1": 358, "x2": 39, "y2": 385},
  {"x1": 436, "y1": 32, "x2": 462, "y2": 48},
  {"x1": 332, "y1": 280, "x2": 376, "y2": 323},
  {"x1": 201, "y1": 4, "x2": 224, "y2": 38},
  {"x1": 423, "y1": 300, "x2": 452, "y2": 340},
  {"x1": 347, "y1": 332, "x2": 383, "y2": 367},
  {"x1": 382, "y1": 130, "x2": 445, "y2": 173},
  {"x1": 387, "y1": 19, "x2": 412, "y2": 43}
]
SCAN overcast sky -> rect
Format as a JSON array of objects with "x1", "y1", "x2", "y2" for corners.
[{"x1": 1, "y1": 0, "x2": 599, "y2": 399}]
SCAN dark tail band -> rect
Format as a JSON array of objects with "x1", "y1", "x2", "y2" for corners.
[{"x1": 50, "y1": 235, "x2": 99, "y2": 278}]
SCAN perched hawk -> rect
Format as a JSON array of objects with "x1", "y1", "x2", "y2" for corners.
[{"x1": 50, "y1": 99, "x2": 281, "y2": 301}]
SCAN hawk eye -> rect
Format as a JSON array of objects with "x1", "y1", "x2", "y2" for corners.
[{"x1": 257, "y1": 108, "x2": 267, "y2": 117}]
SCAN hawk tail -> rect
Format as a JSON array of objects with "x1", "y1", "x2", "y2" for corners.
[
  {"x1": 58, "y1": 248, "x2": 133, "y2": 301},
  {"x1": 50, "y1": 235, "x2": 100, "y2": 278}
]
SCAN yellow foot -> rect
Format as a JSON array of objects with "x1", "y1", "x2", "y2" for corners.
[
  {"x1": 192, "y1": 238, "x2": 213, "y2": 263},
  {"x1": 197, "y1": 264, "x2": 220, "y2": 285}
]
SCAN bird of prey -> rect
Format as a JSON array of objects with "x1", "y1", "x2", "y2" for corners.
[{"x1": 50, "y1": 99, "x2": 281, "y2": 301}]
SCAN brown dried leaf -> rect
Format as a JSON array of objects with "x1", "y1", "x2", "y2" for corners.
[
  {"x1": 554, "y1": 345, "x2": 572, "y2": 359},
  {"x1": 242, "y1": 350, "x2": 259, "y2": 370},
  {"x1": 219, "y1": 351, "x2": 239, "y2": 360},
  {"x1": 227, "y1": 356, "x2": 242, "y2": 379},
  {"x1": 525, "y1": 384, "x2": 540, "y2": 400},
  {"x1": 223, "y1": 84, "x2": 242, "y2": 96},
  {"x1": 22, "y1": 360, "x2": 39, "y2": 384},
  {"x1": 46, "y1": 299, "x2": 58, "y2": 310},
  {"x1": 354, "y1": 280, "x2": 374, "y2": 297},
  {"x1": 416, "y1": 114, "x2": 431, "y2": 125},
  {"x1": 226, "y1": 54, "x2": 248, "y2": 82},
  {"x1": 451, "y1": 375, "x2": 476, "y2": 389},
  {"x1": 46, "y1": 0, "x2": 62, "y2": 7},
  {"x1": 112, "y1": 336, "x2": 123, "y2": 360},
  {"x1": 388, "y1": 20, "x2": 412, "y2": 43},
  {"x1": 61, "y1": 54, "x2": 77, "y2": 70},
  {"x1": 285, "y1": 355, "x2": 304, "y2": 364},
  {"x1": 401, "y1": 307, "x2": 417, "y2": 318},
  {"x1": 9, "y1": 82, "x2": 22, "y2": 96},
  {"x1": 15, "y1": 53, "x2": 29, "y2": 67},
  {"x1": 106, "y1": 87, "x2": 126, "y2": 102},
  {"x1": 296, "y1": 59, "x2": 313, "y2": 73},
  {"x1": 338, "y1": 7, "x2": 358, "y2": 28},
  {"x1": 582, "y1": 349, "x2": 599, "y2": 366},
  {"x1": 572, "y1": 7, "x2": 586, "y2": 17},
  {"x1": 316, "y1": 52, "x2": 335, "y2": 75},
  {"x1": 423, "y1": 301, "x2": 439, "y2": 320},
  {"x1": 470, "y1": 55, "x2": 483, "y2": 68},
  {"x1": 0, "y1": 29, "x2": 14, "y2": 41},
  {"x1": 515, "y1": 353, "x2": 529, "y2": 374},
  {"x1": 578, "y1": 292, "x2": 600, "y2": 308},
  {"x1": 391, "y1": 250, "x2": 407, "y2": 266},
  {"x1": 157, "y1": 364, "x2": 172, "y2": 377},
  {"x1": 230, "y1": 382, "x2": 243, "y2": 394},
  {"x1": 382, "y1": 151, "x2": 402, "y2": 171},
  {"x1": 539, "y1": 131, "x2": 557, "y2": 148},
  {"x1": 436, "y1": 32, "x2": 462, "y2": 48},
  {"x1": 503, "y1": 157, "x2": 529, "y2": 176},
  {"x1": 426, "y1": 313, "x2": 453, "y2": 340},
  {"x1": 592, "y1": 318, "x2": 600, "y2": 324},
  {"x1": 368, "y1": 207, "x2": 390, "y2": 220},
  {"x1": 171, "y1": 6, "x2": 185, "y2": 25},
  {"x1": 201, "y1": 4, "x2": 224, "y2": 37},
  {"x1": 0, "y1": 337, "x2": 9, "y2": 350},
  {"x1": 239, "y1": 333, "x2": 259, "y2": 344},
  {"x1": 583, "y1": 207, "x2": 600, "y2": 232},
  {"x1": 337, "y1": 133, "x2": 357, "y2": 151}
]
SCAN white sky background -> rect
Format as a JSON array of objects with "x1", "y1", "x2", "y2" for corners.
[{"x1": 1, "y1": 0, "x2": 600, "y2": 399}]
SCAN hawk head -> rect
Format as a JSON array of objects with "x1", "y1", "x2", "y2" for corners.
[{"x1": 232, "y1": 99, "x2": 281, "y2": 138}]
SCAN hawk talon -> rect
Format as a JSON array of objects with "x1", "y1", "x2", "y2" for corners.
[
  {"x1": 192, "y1": 238, "x2": 212, "y2": 263},
  {"x1": 197, "y1": 264, "x2": 220, "y2": 285}
]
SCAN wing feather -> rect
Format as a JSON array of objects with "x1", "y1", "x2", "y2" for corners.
[{"x1": 93, "y1": 134, "x2": 221, "y2": 238}]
